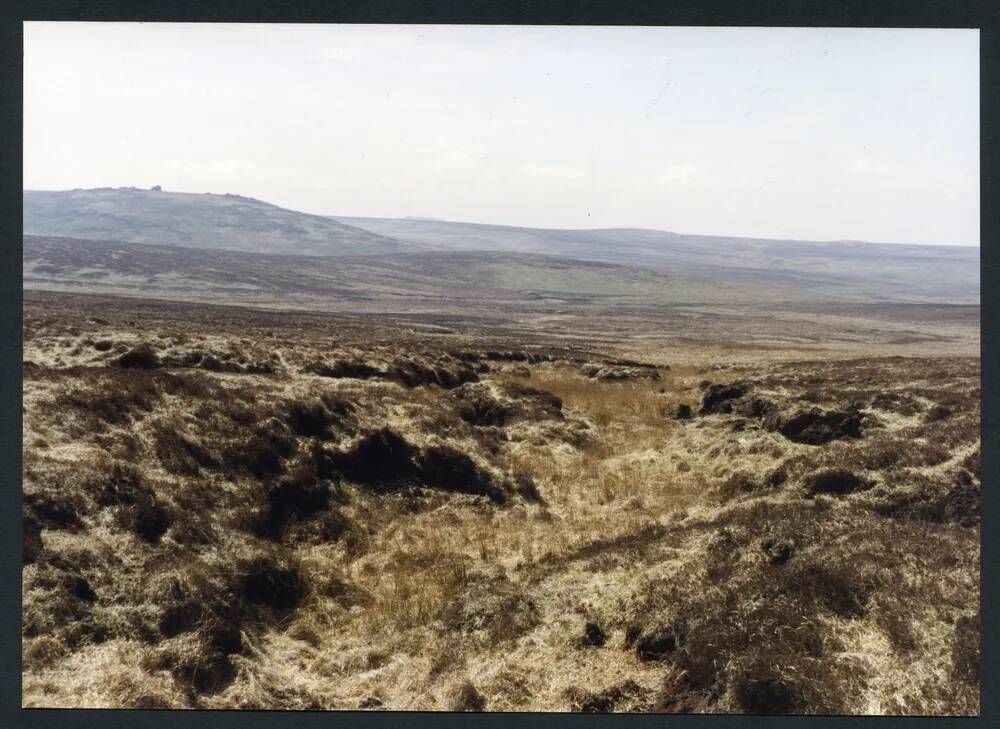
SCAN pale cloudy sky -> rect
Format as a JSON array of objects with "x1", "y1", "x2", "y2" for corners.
[{"x1": 24, "y1": 23, "x2": 979, "y2": 245}]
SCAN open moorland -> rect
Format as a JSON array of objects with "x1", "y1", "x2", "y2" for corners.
[
  {"x1": 25, "y1": 188, "x2": 979, "y2": 304},
  {"x1": 22, "y1": 290, "x2": 980, "y2": 714}
]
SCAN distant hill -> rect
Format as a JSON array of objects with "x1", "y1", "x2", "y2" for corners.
[
  {"x1": 23, "y1": 188, "x2": 418, "y2": 257},
  {"x1": 23, "y1": 235, "x2": 818, "y2": 311},
  {"x1": 22, "y1": 187, "x2": 978, "y2": 304},
  {"x1": 333, "y1": 216, "x2": 980, "y2": 304}
]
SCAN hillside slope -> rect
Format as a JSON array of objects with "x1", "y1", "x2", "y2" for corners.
[
  {"x1": 23, "y1": 235, "x2": 818, "y2": 311},
  {"x1": 22, "y1": 187, "x2": 977, "y2": 304},
  {"x1": 333, "y1": 216, "x2": 980, "y2": 304},
  {"x1": 24, "y1": 188, "x2": 418, "y2": 257}
]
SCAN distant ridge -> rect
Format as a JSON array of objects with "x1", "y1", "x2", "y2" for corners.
[
  {"x1": 333, "y1": 216, "x2": 980, "y2": 304},
  {"x1": 21, "y1": 187, "x2": 978, "y2": 304},
  {"x1": 23, "y1": 187, "x2": 420, "y2": 257},
  {"x1": 23, "y1": 234, "x2": 818, "y2": 310}
]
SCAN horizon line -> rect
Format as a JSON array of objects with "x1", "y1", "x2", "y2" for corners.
[{"x1": 23, "y1": 185, "x2": 981, "y2": 249}]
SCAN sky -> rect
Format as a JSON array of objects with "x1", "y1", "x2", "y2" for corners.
[{"x1": 24, "y1": 23, "x2": 979, "y2": 245}]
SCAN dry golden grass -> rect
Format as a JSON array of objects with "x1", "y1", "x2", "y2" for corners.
[{"x1": 21, "y1": 293, "x2": 980, "y2": 714}]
